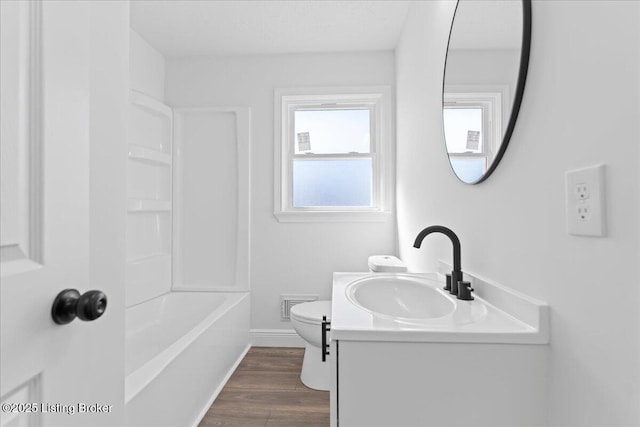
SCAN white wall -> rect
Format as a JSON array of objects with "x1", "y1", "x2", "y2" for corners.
[
  {"x1": 165, "y1": 52, "x2": 397, "y2": 331},
  {"x1": 130, "y1": 29, "x2": 165, "y2": 101},
  {"x1": 396, "y1": 1, "x2": 639, "y2": 426}
]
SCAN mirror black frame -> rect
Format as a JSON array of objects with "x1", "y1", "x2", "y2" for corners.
[{"x1": 442, "y1": 0, "x2": 532, "y2": 184}]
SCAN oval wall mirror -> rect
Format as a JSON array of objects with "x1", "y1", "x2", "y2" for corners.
[{"x1": 442, "y1": 0, "x2": 531, "y2": 184}]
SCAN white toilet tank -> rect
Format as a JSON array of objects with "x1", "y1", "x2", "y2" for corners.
[{"x1": 368, "y1": 255, "x2": 407, "y2": 273}]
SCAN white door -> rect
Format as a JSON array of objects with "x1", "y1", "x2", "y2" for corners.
[{"x1": 0, "y1": 1, "x2": 128, "y2": 426}]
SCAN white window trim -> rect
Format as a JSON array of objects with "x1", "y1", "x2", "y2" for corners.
[
  {"x1": 274, "y1": 86, "x2": 392, "y2": 223},
  {"x1": 444, "y1": 100, "x2": 492, "y2": 177},
  {"x1": 444, "y1": 84, "x2": 507, "y2": 163}
]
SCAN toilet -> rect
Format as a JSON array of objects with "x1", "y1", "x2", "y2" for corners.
[{"x1": 290, "y1": 255, "x2": 407, "y2": 391}]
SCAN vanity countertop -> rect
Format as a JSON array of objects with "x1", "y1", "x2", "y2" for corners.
[{"x1": 330, "y1": 272, "x2": 549, "y2": 344}]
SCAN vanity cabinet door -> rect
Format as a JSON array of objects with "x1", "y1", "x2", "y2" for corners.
[
  {"x1": 336, "y1": 341, "x2": 430, "y2": 426},
  {"x1": 335, "y1": 340, "x2": 547, "y2": 426}
]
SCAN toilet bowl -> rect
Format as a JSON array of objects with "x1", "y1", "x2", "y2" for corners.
[
  {"x1": 290, "y1": 300, "x2": 332, "y2": 391},
  {"x1": 291, "y1": 255, "x2": 406, "y2": 391}
]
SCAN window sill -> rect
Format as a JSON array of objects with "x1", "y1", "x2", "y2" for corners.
[{"x1": 274, "y1": 210, "x2": 392, "y2": 223}]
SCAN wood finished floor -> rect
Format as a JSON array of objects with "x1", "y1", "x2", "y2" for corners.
[{"x1": 199, "y1": 347, "x2": 330, "y2": 427}]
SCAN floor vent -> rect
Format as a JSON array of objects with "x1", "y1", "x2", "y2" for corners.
[{"x1": 280, "y1": 294, "x2": 318, "y2": 321}]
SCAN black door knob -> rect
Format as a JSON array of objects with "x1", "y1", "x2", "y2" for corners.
[{"x1": 51, "y1": 289, "x2": 107, "y2": 325}]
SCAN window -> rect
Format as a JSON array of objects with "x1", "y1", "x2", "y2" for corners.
[
  {"x1": 443, "y1": 89, "x2": 504, "y2": 183},
  {"x1": 274, "y1": 87, "x2": 391, "y2": 222}
]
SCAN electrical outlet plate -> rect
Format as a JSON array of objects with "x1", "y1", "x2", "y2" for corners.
[{"x1": 565, "y1": 164, "x2": 606, "y2": 237}]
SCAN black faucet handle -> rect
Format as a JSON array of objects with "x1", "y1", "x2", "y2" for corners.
[
  {"x1": 444, "y1": 274, "x2": 452, "y2": 292},
  {"x1": 457, "y1": 281, "x2": 474, "y2": 301}
]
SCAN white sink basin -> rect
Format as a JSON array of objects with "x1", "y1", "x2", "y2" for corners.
[{"x1": 346, "y1": 275, "x2": 455, "y2": 320}]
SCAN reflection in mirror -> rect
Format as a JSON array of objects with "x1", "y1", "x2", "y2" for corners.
[{"x1": 443, "y1": 0, "x2": 531, "y2": 184}]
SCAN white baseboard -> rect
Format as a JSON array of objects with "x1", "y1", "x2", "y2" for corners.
[{"x1": 250, "y1": 328, "x2": 305, "y2": 348}]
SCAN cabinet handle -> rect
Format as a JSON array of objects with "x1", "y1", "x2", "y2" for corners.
[{"x1": 321, "y1": 315, "x2": 331, "y2": 362}]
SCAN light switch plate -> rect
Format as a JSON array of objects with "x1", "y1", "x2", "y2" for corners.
[{"x1": 565, "y1": 164, "x2": 606, "y2": 237}]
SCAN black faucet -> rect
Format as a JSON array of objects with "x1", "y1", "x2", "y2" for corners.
[{"x1": 413, "y1": 225, "x2": 473, "y2": 300}]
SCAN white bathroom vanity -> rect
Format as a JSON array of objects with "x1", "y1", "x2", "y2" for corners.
[{"x1": 328, "y1": 271, "x2": 549, "y2": 426}]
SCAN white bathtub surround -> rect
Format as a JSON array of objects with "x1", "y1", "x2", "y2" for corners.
[
  {"x1": 126, "y1": 31, "x2": 253, "y2": 426},
  {"x1": 172, "y1": 107, "x2": 251, "y2": 293},
  {"x1": 126, "y1": 30, "x2": 174, "y2": 310},
  {"x1": 127, "y1": 32, "x2": 171, "y2": 309},
  {"x1": 125, "y1": 292, "x2": 250, "y2": 427},
  {"x1": 126, "y1": 91, "x2": 173, "y2": 307},
  {"x1": 329, "y1": 271, "x2": 549, "y2": 426},
  {"x1": 123, "y1": 96, "x2": 252, "y2": 426}
]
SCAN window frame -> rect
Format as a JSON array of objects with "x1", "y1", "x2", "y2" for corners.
[
  {"x1": 274, "y1": 87, "x2": 392, "y2": 223},
  {"x1": 443, "y1": 85, "x2": 507, "y2": 171},
  {"x1": 443, "y1": 101, "x2": 492, "y2": 175}
]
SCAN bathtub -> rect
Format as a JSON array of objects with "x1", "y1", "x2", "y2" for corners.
[{"x1": 125, "y1": 291, "x2": 250, "y2": 427}]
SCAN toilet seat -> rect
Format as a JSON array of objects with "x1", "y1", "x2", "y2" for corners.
[{"x1": 290, "y1": 300, "x2": 331, "y2": 324}]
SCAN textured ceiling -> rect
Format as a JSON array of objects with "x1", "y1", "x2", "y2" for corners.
[{"x1": 130, "y1": 1, "x2": 412, "y2": 57}]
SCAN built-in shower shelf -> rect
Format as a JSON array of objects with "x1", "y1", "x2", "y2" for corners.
[
  {"x1": 126, "y1": 89, "x2": 173, "y2": 307},
  {"x1": 130, "y1": 90, "x2": 172, "y2": 119},
  {"x1": 128, "y1": 145, "x2": 171, "y2": 166},
  {"x1": 128, "y1": 199, "x2": 172, "y2": 212}
]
